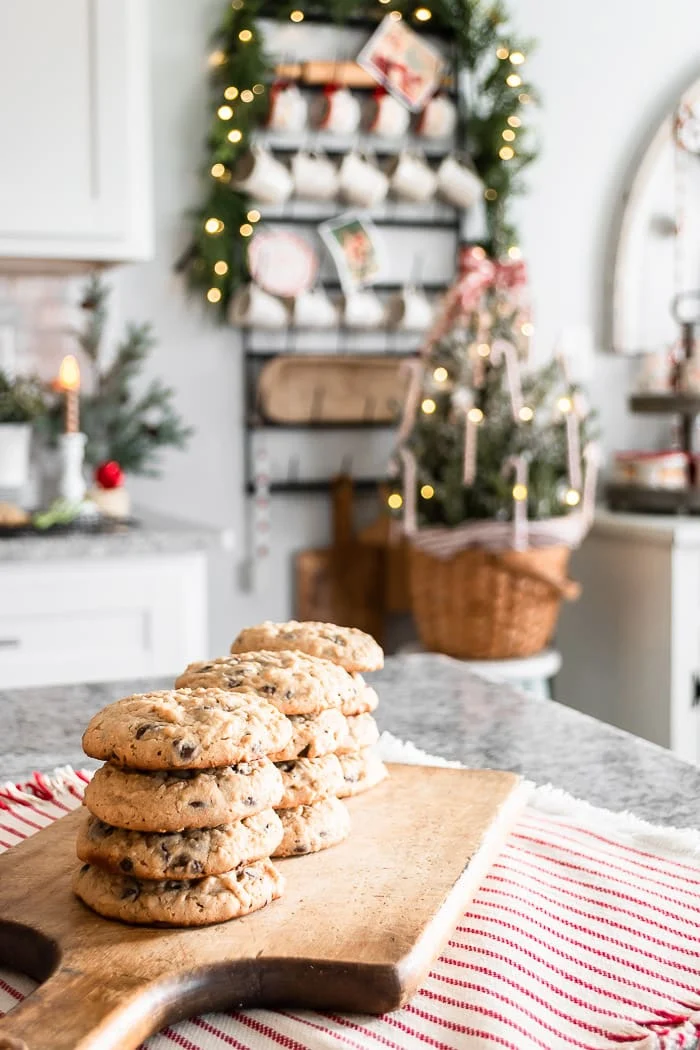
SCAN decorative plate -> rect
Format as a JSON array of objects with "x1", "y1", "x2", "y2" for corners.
[{"x1": 248, "y1": 231, "x2": 319, "y2": 297}]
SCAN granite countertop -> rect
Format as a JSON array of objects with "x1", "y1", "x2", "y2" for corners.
[
  {"x1": 2, "y1": 654, "x2": 699, "y2": 827},
  {"x1": 0, "y1": 508, "x2": 232, "y2": 561}
]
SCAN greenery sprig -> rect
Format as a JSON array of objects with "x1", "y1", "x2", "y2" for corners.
[{"x1": 180, "y1": 0, "x2": 538, "y2": 317}]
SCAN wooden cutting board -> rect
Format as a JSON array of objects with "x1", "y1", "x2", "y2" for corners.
[{"x1": 0, "y1": 764, "x2": 524, "y2": 1050}]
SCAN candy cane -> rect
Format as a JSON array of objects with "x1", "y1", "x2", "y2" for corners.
[
  {"x1": 582, "y1": 442, "x2": 601, "y2": 525},
  {"x1": 396, "y1": 359, "x2": 425, "y2": 441},
  {"x1": 565, "y1": 411, "x2": 583, "y2": 492},
  {"x1": 400, "y1": 448, "x2": 418, "y2": 535},
  {"x1": 503, "y1": 454, "x2": 529, "y2": 551},
  {"x1": 490, "y1": 338, "x2": 523, "y2": 419}
]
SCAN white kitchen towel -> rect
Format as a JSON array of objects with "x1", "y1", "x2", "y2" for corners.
[{"x1": 1, "y1": 738, "x2": 700, "y2": 1050}]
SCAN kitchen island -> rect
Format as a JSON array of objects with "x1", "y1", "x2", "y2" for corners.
[{"x1": 3, "y1": 653, "x2": 699, "y2": 827}]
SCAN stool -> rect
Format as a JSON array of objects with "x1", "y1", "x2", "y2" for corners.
[{"x1": 398, "y1": 644, "x2": 562, "y2": 700}]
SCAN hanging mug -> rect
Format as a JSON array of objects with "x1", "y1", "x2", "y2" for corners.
[
  {"x1": 342, "y1": 289, "x2": 385, "y2": 329},
  {"x1": 317, "y1": 86, "x2": 362, "y2": 135},
  {"x1": 291, "y1": 288, "x2": 339, "y2": 329},
  {"x1": 386, "y1": 151, "x2": 437, "y2": 203},
  {"x1": 229, "y1": 283, "x2": 289, "y2": 328},
  {"x1": 368, "y1": 88, "x2": 411, "y2": 137},
  {"x1": 418, "y1": 95, "x2": 458, "y2": 140},
  {"x1": 267, "y1": 82, "x2": 308, "y2": 133},
  {"x1": 338, "y1": 151, "x2": 389, "y2": 206},
  {"x1": 384, "y1": 286, "x2": 434, "y2": 331},
  {"x1": 231, "y1": 145, "x2": 293, "y2": 204},
  {"x1": 436, "y1": 154, "x2": 483, "y2": 208},
  {"x1": 291, "y1": 151, "x2": 339, "y2": 201}
]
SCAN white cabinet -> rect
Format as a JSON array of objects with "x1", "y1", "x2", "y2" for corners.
[
  {"x1": 0, "y1": 552, "x2": 207, "y2": 688},
  {"x1": 0, "y1": 0, "x2": 152, "y2": 263},
  {"x1": 557, "y1": 510, "x2": 700, "y2": 765}
]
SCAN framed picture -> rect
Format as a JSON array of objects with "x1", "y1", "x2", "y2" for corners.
[
  {"x1": 357, "y1": 15, "x2": 444, "y2": 112},
  {"x1": 318, "y1": 212, "x2": 387, "y2": 292}
]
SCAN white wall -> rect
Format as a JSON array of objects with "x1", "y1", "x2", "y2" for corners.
[{"x1": 114, "y1": 0, "x2": 700, "y2": 654}]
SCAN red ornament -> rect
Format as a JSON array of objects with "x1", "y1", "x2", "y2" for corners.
[{"x1": 95, "y1": 461, "x2": 124, "y2": 489}]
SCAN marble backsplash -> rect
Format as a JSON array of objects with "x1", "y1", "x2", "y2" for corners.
[{"x1": 0, "y1": 274, "x2": 84, "y2": 380}]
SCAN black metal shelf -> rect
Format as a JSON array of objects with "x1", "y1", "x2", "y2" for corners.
[
  {"x1": 629, "y1": 393, "x2": 700, "y2": 415},
  {"x1": 246, "y1": 478, "x2": 387, "y2": 495},
  {"x1": 244, "y1": 348, "x2": 419, "y2": 361},
  {"x1": 606, "y1": 482, "x2": 700, "y2": 514},
  {"x1": 247, "y1": 417, "x2": 399, "y2": 430}
]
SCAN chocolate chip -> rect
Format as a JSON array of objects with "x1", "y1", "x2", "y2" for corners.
[
  {"x1": 119, "y1": 858, "x2": 134, "y2": 872},
  {"x1": 174, "y1": 740, "x2": 198, "y2": 761},
  {"x1": 80, "y1": 863, "x2": 90, "y2": 874},
  {"x1": 284, "y1": 690, "x2": 294, "y2": 700},
  {"x1": 189, "y1": 800, "x2": 207, "y2": 808},
  {"x1": 244, "y1": 796, "x2": 255, "y2": 806},
  {"x1": 298, "y1": 745, "x2": 311, "y2": 758},
  {"x1": 200, "y1": 664, "x2": 214, "y2": 672},
  {"x1": 172, "y1": 853, "x2": 191, "y2": 869},
  {"x1": 333, "y1": 635, "x2": 347, "y2": 645},
  {"x1": 121, "y1": 881, "x2": 141, "y2": 901},
  {"x1": 260, "y1": 684, "x2": 276, "y2": 695},
  {"x1": 92, "y1": 820, "x2": 114, "y2": 838},
  {"x1": 164, "y1": 880, "x2": 182, "y2": 891},
  {"x1": 135, "y1": 723, "x2": 156, "y2": 740},
  {"x1": 319, "y1": 831, "x2": 329, "y2": 838},
  {"x1": 294, "y1": 845, "x2": 306, "y2": 854},
  {"x1": 227, "y1": 677, "x2": 243, "y2": 688},
  {"x1": 189, "y1": 860, "x2": 203, "y2": 874}
]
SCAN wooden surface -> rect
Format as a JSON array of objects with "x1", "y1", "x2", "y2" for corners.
[{"x1": 0, "y1": 764, "x2": 523, "y2": 1050}]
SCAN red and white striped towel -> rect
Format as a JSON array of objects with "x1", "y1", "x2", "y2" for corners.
[{"x1": 1, "y1": 741, "x2": 700, "y2": 1050}]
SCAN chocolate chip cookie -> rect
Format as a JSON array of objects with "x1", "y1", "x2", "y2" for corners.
[
  {"x1": 76, "y1": 809, "x2": 283, "y2": 879},
  {"x1": 84, "y1": 759, "x2": 283, "y2": 832},
  {"x1": 340, "y1": 683, "x2": 379, "y2": 717},
  {"x1": 336, "y1": 749, "x2": 388, "y2": 798},
  {"x1": 73, "y1": 858, "x2": 284, "y2": 926},
  {"x1": 268, "y1": 708, "x2": 347, "y2": 761},
  {"x1": 275, "y1": 753, "x2": 344, "y2": 809},
  {"x1": 230, "y1": 620, "x2": 384, "y2": 673},
  {"x1": 273, "y1": 797, "x2": 351, "y2": 857},
  {"x1": 82, "y1": 688, "x2": 292, "y2": 770},
  {"x1": 175, "y1": 651, "x2": 361, "y2": 716},
  {"x1": 336, "y1": 712, "x2": 380, "y2": 755}
]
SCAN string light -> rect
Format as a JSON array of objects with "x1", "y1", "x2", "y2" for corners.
[
  {"x1": 518, "y1": 92, "x2": 532, "y2": 104},
  {"x1": 387, "y1": 493, "x2": 403, "y2": 509},
  {"x1": 513, "y1": 483, "x2": 528, "y2": 501},
  {"x1": 239, "y1": 223, "x2": 254, "y2": 237},
  {"x1": 414, "y1": 7, "x2": 432, "y2": 20},
  {"x1": 231, "y1": 0, "x2": 244, "y2": 8},
  {"x1": 496, "y1": 46, "x2": 510, "y2": 59},
  {"x1": 502, "y1": 128, "x2": 516, "y2": 142},
  {"x1": 228, "y1": 129, "x2": 243, "y2": 143},
  {"x1": 240, "y1": 89, "x2": 254, "y2": 103},
  {"x1": 557, "y1": 396, "x2": 573, "y2": 413},
  {"x1": 421, "y1": 398, "x2": 436, "y2": 414},
  {"x1": 521, "y1": 321, "x2": 534, "y2": 336},
  {"x1": 507, "y1": 115, "x2": 521, "y2": 127},
  {"x1": 467, "y1": 407, "x2": 484, "y2": 424},
  {"x1": 499, "y1": 146, "x2": 515, "y2": 160},
  {"x1": 290, "y1": 9, "x2": 304, "y2": 20},
  {"x1": 238, "y1": 28, "x2": 253, "y2": 42},
  {"x1": 246, "y1": 209, "x2": 261, "y2": 222},
  {"x1": 224, "y1": 86, "x2": 239, "y2": 100},
  {"x1": 506, "y1": 73, "x2": 522, "y2": 88},
  {"x1": 565, "y1": 489, "x2": 581, "y2": 506},
  {"x1": 389, "y1": 9, "x2": 402, "y2": 19},
  {"x1": 207, "y1": 288, "x2": 222, "y2": 303},
  {"x1": 252, "y1": 84, "x2": 265, "y2": 95},
  {"x1": 378, "y1": 0, "x2": 392, "y2": 4},
  {"x1": 507, "y1": 245, "x2": 522, "y2": 259},
  {"x1": 518, "y1": 406, "x2": 534, "y2": 422},
  {"x1": 208, "y1": 50, "x2": 226, "y2": 67},
  {"x1": 420, "y1": 484, "x2": 435, "y2": 499},
  {"x1": 214, "y1": 260, "x2": 229, "y2": 275},
  {"x1": 204, "y1": 217, "x2": 224, "y2": 234},
  {"x1": 509, "y1": 51, "x2": 525, "y2": 65},
  {"x1": 433, "y1": 366, "x2": 448, "y2": 382},
  {"x1": 217, "y1": 105, "x2": 234, "y2": 120},
  {"x1": 471, "y1": 245, "x2": 487, "y2": 260},
  {"x1": 477, "y1": 343, "x2": 491, "y2": 357},
  {"x1": 211, "y1": 162, "x2": 226, "y2": 178},
  {"x1": 484, "y1": 188, "x2": 498, "y2": 201}
]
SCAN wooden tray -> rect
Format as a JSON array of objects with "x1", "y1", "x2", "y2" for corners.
[
  {"x1": 257, "y1": 355, "x2": 409, "y2": 424},
  {"x1": 0, "y1": 764, "x2": 524, "y2": 1050}
]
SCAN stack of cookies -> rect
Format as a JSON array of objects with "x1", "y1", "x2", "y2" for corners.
[{"x1": 73, "y1": 687, "x2": 292, "y2": 926}]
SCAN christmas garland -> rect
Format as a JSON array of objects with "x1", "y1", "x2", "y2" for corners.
[{"x1": 180, "y1": 0, "x2": 537, "y2": 317}]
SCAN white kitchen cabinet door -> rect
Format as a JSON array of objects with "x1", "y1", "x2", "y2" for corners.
[{"x1": 0, "y1": 0, "x2": 152, "y2": 262}]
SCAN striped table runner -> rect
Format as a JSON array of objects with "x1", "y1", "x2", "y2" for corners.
[{"x1": 1, "y1": 744, "x2": 700, "y2": 1050}]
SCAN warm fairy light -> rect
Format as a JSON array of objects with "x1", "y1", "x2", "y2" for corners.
[
  {"x1": 414, "y1": 7, "x2": 432, "y2": 20},
  {"x1": 433, "y1": 366, "x2": 448, "y2": 383},
  {"x1": 389, "y1": 9, "x2": 402, "y2": 19},
  {"x1": 228, "y1": 128, "x2": 243, "y2": 143},
  {"x1": 217, "y1": 105, "x2": 234, "y2": 120},
  {"x1": 58, "y1": 354, "x2": 80, "y2": 391},
  {"x1": 557, "y1": 396, "x2": 573, "y2": 413},
  {"x1": 239, "y1": 223, "x2": 254, "y2": 236},
  {"x1": 247, "y1": 209, "x2": 261, "y2": 222},
  {"x1": 467, "y1": 407, "x2": 484, "y2": 424},
  {"x1": 378, "y1": 0, "x2": 392, "y2": 4},
  {"x1": 502, "y1": 129, "x2": 516, "y2": 142},
  {"x1": 204, "y1": 217, "x2": 224, "y2": 234},
  {"x1": 507, "y1": 245, "x2": 522, "y2": 259},
  {"x1": 231, "y1": 0, "x2": 244, "y2": 8},
  {"x1": 214, "y1": 260, "x2": 229, "y2": 275},
  {"x1": 521, "y1": 321, "x2": 534, "y2": 336},
  {"x1": 252, "y1": 83, "x2": 265, "y2": 95},
  {"x1": 477, "y1": 343, "x2": 490, "y2": 357},
  {"x1": 387, "y1": 492, "x2": 403, "y2": 509},
  {"x1": 518, "y1": 92, "x2": 532, "y2": 104},
  {"x1": 420, "y1": 484, "x2": 435, "y2": 499},
  {"x1": 508, "y1": 115, "x2": 522, "y2": 127},
  {"x1": 509, "y1": 51, "x2": 525, "y2": 65},
  {"x1": 238, "y1": 28, "x2": 253, "y2": 41},
  {"x1": 565, "y1": 488, "x2": 581, "y2": 506},
  {"x1": 518, "y1": 406, "x2": 534, "y2": 422},
  {"x1": 421, "y1": 398, "x2": 436, "y2": 414},
  {"x1": 471, "y1": 245, "x2": 487, "y2": 260},
  {"x1": 290, "y1": 8, "x2": 304, "y2": 20},
  {"x1": 211, "y1": 162, "x2": 226, "y2": 178},
  {"x1": 207, "y1": 288, "x2": 222, "y2": 303},
  {"x1": 506, "y1": 73, "x2": 522, "y2": 88},
  {"x1": 513, "y1": 483, "x2": 528, "y2": 501},
  {"x1": 499, "y1": 146, "x2": 515, "y2": 160},
  {"x1": 240, "y1": 89, "x2": 254, "y2": 103},
  {"x1": 224, "y1": 86, "x2": 239, "y2": 100},
  {"x1": 208, "y1": 50, "x2": 226, "y2": 67},
  {"x1": 484, "y1": 188, "x2": 498, "y2": 201},
  {"x1": 496, "y1": 46, "x2": 510, "y2": 60}
]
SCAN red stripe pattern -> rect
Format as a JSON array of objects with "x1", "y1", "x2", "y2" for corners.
[{"x1": 1, "y1": 769, "x2": 699, "y2": 1050}]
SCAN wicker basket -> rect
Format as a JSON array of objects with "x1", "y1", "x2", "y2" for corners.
[{"x1": 409, "y1": 544, "x2": 580, "y2": 660}]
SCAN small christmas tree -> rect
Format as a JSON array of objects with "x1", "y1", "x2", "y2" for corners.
[{"x1": 395, "y1": 249, "x2": 598, "y2": 542}]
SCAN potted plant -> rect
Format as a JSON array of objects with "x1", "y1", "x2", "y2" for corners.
[{"x1": 0, "y1": 371, "x2": 47, "y2": 488}]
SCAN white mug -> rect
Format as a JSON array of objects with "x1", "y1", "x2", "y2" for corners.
[
  {"x1": 636, "y1": 350, "x2": 672, "y2": 393},
  {"x1": 342, "y1": 289, "x2": 385, "y2": 329},
  {"x1": 318, "y1": 87, "x2": 362, "y2": 135},
  {"x1": 387, "y1": 152, "x2": 437, "y2": 203},
  {"x1": 291, "y1": 151, "x2": 339, "y2": 201},
  {"x1": 229, "y1": 283, "x2": 289, "y2": 328},
  {"x1": 369, "y1": 92, "x2": 411, "y2": 137},
  {"x1": 418, "y1": 95, "x2": 458, "y2": 139},
  {"x1": 267, "y1": 83, "x2": 308, "y2": 133},
  {"x1": 338, "y1": 151, "x2": 389, "y2": 207},
  {"x1": 232, "y1": 146, "x2": 293, "y2": 204},
  {"x1": 384, "y1": 287, "x2": 434, "y2": 331},
  {"x1": 436, "y1": 154, "x2": 482, "y2": 208},
  {"x1": 292, "y1": 288, "x2": 338, "y2": 329}
]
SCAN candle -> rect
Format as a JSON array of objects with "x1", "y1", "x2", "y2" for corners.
[
  {"x1": 58, "y1": 355, "x2": 80, "y2": 434},
  {"x1": 503, "y1": 454, "x2": 529, "y2": 551},
  {"x1": 582, "y1": 442, "x2": 601, "y2": 524},
  {"x1": 490, "y1": 339, "x2": 523, "y2": 419},
  {"x1": 463, "y1": 406, "x2": 483, "y2": 485},
  {"x1": 565, "y1": 411, "x2": 582, "y2": 491},
  {"x1": 397, "y1": 360, "x2": 425, "y2": 442},
  {"x1": 400, "y1": 448, "x2": 417, "y2": 534}
]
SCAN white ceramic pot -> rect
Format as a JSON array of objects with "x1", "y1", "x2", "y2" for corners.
[{"x1": 0, "y1": 422, "x2": 31, "y2": 489}]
